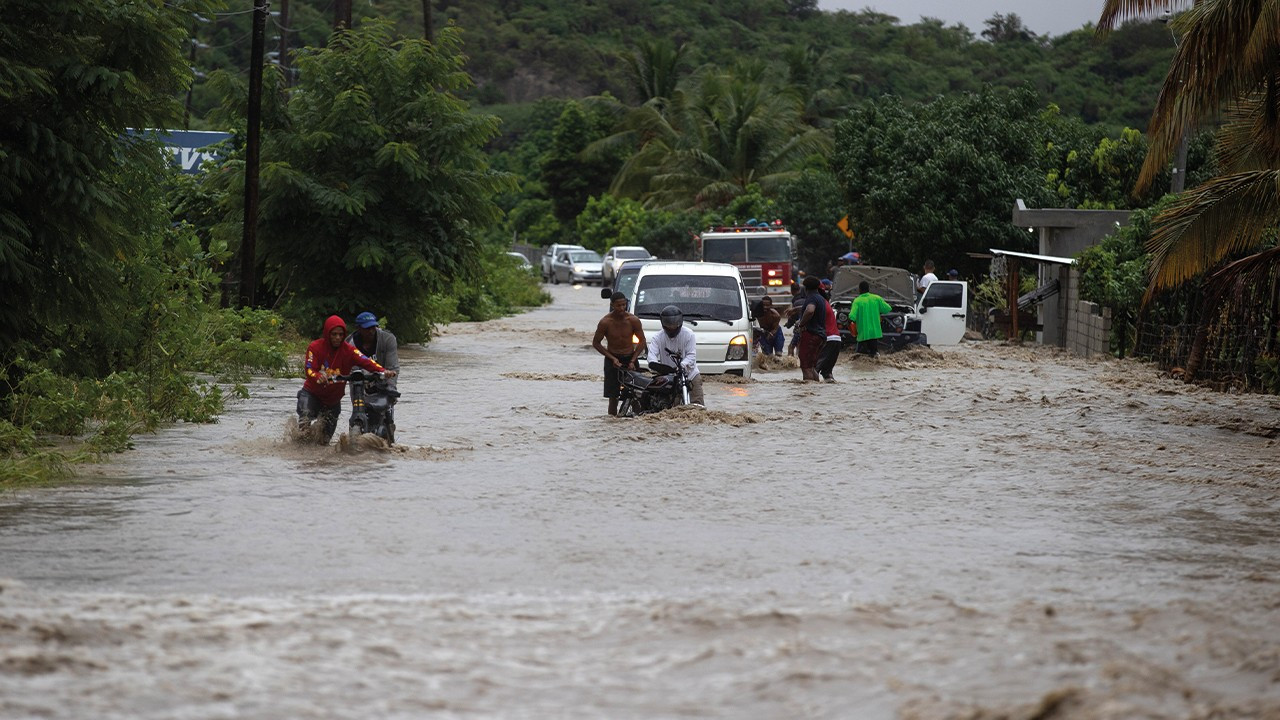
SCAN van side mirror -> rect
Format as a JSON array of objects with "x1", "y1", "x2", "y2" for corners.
[{"x1": 600, "y1": 288, "x2": 611, "y2": 299}]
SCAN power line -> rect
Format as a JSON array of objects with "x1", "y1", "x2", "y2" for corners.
[{"x1": 165, "y1": 3, "x2": 262, "y2": 17}]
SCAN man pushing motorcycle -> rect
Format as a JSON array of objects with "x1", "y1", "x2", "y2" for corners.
[
  {"x1": 297, "y1": 315, "x2": 396, "y2": 443},
  {"x1": 646, "y1": 305, "x2": 704, "y2": 407}
]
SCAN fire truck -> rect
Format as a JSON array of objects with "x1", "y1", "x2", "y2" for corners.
[{"x1": 696, "y1": 220, "x2": 796, "y2": 300}]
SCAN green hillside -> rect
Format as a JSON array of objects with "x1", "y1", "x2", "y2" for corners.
[{"x1": 188, "y1": 0, "x2": 1174, "y2": 133}]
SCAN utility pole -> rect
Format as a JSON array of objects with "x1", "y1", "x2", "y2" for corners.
[
  {"x1": 240, "y1": 0, "x2": 268, "y2": 309},
  {"x1": 1171, "y1": 134, "x2": 1190, "y2": 194},
  {"x1": 1162, "y1": 10, "x2": 1189, "y2": 194},
  {"x1": 184, "y1": 25, "x2": 198, "y2": 129},
  {"x1": 334, "y1": 0, "x2": 352, "y2": 29},
  {"x1": 277, "y1": 0, "x2": 291, "y2": 86},
  {"x1": 423, "y1": 0, "x2": 433, "y2": 40}
]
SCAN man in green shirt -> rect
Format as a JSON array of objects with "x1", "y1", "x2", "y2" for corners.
[{"x1": 850, "y1": 280, "x2": 892, "y2": 357}]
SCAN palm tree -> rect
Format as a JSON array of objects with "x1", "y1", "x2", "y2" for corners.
[
  {"x1": 1098, "y1": 0, "x2": 1280, "y2": 376},
  {"x1": 592, "y1": 64, "x2": 832, "y2": 210},
  {"x1": 620, "y1": 38, "x2": 687, "y2": 109}
]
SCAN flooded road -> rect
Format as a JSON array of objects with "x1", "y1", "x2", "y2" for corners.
[{"x1": 3, "y1": 283, "x2": 1279, "y2": 718}]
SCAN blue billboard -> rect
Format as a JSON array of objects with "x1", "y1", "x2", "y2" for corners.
[{"x1": 143, "y1": 129, "x2": 234, "y2": 174}]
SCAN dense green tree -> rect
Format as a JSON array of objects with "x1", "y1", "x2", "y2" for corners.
[
  {"x1": 981, "y1": 13, "x2": 1037, "y2": 44},
  {"x1": 210, "y1": 21, "x2": 513, "y2": 341},
  {"x1": 831, "y1": 86, "x2": 1055, "y2": 277},
  {"x1": 0, "y1": 0, "x2": 206, "y2": 345},
  {"x1": 575, "y1": 194, "x2": 649, "y2": 253},
  {"x1": 540, "y1": 101, "x2": 622, "y2": 226},
  {"x1": 773, "y1": 170, "x2": 848, "y2": 275}
]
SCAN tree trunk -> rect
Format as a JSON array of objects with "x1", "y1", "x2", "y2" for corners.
[
  {"x1": 1185, "y1": 302, "x2": 1212, "y2": 379},
  {"x1": 423, "y1": 0, "x2": 433, "y2": 40}
]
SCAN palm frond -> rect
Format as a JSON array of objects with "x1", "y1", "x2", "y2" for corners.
[
  {"x1": 1097, "y1": 0, "x2": 1180, "y2": 33},
  {"x1": 1137, "y1": 0, "x2": 1279, "y2": 192},
  {"x1": 1215, "y1": 84, "x2": 1280, "y2": 172},
  {"x1": 1145, "y1": 169, "x2": 1280, "y2": 294},
  {"x1": 1202, "y1": 244, "x2": 1280, "y2": 306}
]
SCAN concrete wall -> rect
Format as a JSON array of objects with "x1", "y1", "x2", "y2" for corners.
[{"x1": 1060, "y1": 267, "x2": 1112, "y2": 357}]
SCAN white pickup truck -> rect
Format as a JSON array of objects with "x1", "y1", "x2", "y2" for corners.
[{"x1": 829, "y1": 265, "x2": 968, "y2": 349}]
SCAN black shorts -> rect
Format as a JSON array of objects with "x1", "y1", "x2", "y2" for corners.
[{"x1": 603, "y1": 353, "x2": 634, "y2": 399}]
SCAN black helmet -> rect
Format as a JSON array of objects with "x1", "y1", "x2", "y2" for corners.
[{"x1": 659, "y1": 305, "x2": 683, "y2": 336}]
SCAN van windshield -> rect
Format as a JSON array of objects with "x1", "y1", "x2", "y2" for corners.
[{"x1": 634, "y1": 275, "x2": 744, "y2": 321}]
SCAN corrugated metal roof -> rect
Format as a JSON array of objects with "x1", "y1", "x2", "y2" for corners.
[{"x1": 989, "y1": 248, "x2": 1076, "y2": 265}]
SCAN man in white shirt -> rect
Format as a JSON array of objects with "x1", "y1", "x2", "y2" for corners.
[
  {"x1": 916, "y1": 259, "x2": 938, "y2": 296},
  {"x1": 646, "y1": 305, "x2": 705, "y2": 407}
]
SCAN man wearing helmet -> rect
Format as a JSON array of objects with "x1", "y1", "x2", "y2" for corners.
[{"x1": 645, "y1": 305, "x2": 705, "y2": 407}]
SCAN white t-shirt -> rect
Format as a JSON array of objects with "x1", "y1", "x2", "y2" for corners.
[
  {"x1": 917, "y1": 272, "x2": 938, "y2": 294},
  {"x1": 646, "y1": 327, "x2": 699, "y2": 380}
]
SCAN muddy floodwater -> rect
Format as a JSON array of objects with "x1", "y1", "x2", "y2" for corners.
[{"x1": 3, "y1": 283, "x2": 1279, "y2": 719}]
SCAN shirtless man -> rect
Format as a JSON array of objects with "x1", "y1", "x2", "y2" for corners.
[
  {"x1": 593, "y1": 292, "x2": 647, "y2": 415},
  {"x1": 753, "y1": 296, "x2": 783, "y2": 356}
]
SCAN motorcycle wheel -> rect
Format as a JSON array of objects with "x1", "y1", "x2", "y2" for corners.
[
  {"x1": 617, "y1": 397, "x2": 634, "y2": 417},
  {"x1": 348, "y1": 422, "x2": 364, "y2": 447}
]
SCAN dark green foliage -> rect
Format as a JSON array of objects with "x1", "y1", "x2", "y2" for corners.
[
  {"x1": 773, "y1": 170, "x2": 848, "y2": 275},
  {"x1": 187, "y1": 4, "x2": 1174, "y2": 139},
  {"x1": 0, "y1": 0, "x2": 207, "y2": 342},
  {"x1": 424, "y1": 246, "x2": 550, "y2": 324},
  {"x1": 3, "y1": 219, "x2": 296, "y2": 483},
  {"x1": 831, "y1": 86, "x2": 1054, "y2": 276},
  {"x1": 213, "y1": 21, "x2": 515, "y2": 342},
  {"x1": 541, "y1": 101, "x2": 624, "y2": 225}
]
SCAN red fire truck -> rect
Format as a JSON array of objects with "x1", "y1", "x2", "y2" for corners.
[{"x1": 696, "y1": 220, "x2": 796, "y2": 300}]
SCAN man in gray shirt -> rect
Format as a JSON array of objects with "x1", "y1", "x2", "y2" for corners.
[{"x1": 347, "y1": 311, "x2": 400, "y2": 391}]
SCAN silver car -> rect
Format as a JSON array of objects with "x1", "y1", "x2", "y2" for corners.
[
  {"x1": 550, "y1": 249, "x2": 604, "y2": 285},
  {"x1": 601, "y1": 245, "x2": 655, "y2": 282}
]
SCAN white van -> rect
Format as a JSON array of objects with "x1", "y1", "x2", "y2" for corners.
[{"x1": 625, "y1": 262, "x2": 754, "y2": 379}]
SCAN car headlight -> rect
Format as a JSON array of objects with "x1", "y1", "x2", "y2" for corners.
[
  {"x1": 574, "y1": 265, "x2": 583, "y2": 273},
  {"x1": 727, "y1": 334, "x2": 748, "y2": 361}
]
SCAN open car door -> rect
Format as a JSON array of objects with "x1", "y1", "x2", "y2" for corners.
[{"x1": 917, "y1": 281, "x2": 967, "y2": 345}]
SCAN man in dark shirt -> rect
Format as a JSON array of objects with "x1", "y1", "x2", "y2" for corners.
[{"x1": 796, "y1": 276, "x2": 829, "y2": 382}]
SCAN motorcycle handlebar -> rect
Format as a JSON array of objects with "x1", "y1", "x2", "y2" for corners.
[{"x1": 332, "y1": 370, "x2": 386, "y2": 382}]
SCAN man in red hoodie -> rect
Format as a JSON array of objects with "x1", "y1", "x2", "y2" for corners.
[{"x1": 297, "y1": 315, "x2": 396, "y2": 443}]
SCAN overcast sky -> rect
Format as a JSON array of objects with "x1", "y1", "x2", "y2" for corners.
[{"x1": 816, "y1": 1, "x2": 1108, "y2": 37}]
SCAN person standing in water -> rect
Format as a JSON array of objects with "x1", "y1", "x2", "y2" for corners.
[{"x1": 593, "y1": 292, "x2": 647, "y2": 416}]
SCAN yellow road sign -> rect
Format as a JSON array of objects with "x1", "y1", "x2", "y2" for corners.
[{"x1": 837, "y1": 215, "x2": 855, "y2": 239}]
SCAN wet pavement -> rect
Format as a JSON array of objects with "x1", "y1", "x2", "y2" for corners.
[{"x1": 2, "y1": 282, "x2": 1279, "y2": 718}]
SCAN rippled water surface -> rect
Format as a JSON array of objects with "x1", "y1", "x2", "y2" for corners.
[{"x1": 3, "y1": 284, "x2": 1279, "y2": 718}]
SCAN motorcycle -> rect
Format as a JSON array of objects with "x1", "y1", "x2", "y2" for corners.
[
  {"x1": 615, "y1": 351, "x2": 691, "y2": 417},
  {"x1": 336, "y1": 367, "x2": 400, "y2": 445}
]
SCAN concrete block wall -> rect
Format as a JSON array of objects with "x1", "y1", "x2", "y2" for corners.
[{"x1": 1066, "y1": 298, "x2": 1111, "y2": 358}]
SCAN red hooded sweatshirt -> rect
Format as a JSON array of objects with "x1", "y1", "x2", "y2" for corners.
[{"x1": 302, "y1": 315, "x2": 386, "y2": 405}]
